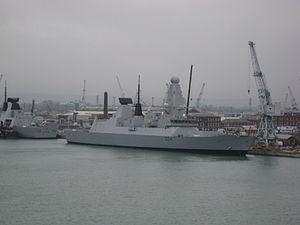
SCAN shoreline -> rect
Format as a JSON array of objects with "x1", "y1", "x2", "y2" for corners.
[{"x1": 248, "y1": 146, "x2": 300, "y2": 158}]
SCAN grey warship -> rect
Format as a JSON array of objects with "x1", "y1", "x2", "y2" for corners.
[
  {"x1": 0, "y1": 94, "x2": 57, "y2": 139},
  {"x1": 65, "y1": 76, "x2": 253, "y2": 155}
]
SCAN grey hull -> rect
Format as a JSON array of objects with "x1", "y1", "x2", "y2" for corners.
[
  {"x1": 65, "y1": 130, "x2": 254, "y2": 155},
  {"x1": 15, "y1": 126, "x2": 58, "y2": 139}
]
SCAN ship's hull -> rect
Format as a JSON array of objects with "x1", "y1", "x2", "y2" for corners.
[
  {"x1": 65, "y1": 130, "x2": 254, "y2": 155},
  {"x1": 0, "y1": 127, "x2": 18, "y2": 138},
  {"x1": 15, "y1": 126, "x2": 58, "y2": 139}
]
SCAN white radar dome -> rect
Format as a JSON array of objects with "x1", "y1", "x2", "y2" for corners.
[{"x1": 170, "y1": 76, "x2": 180, "y2": 84}]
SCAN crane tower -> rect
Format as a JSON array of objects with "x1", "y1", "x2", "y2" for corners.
[
  {"x1": 287, "y1": 86, "x2": 298, "y2": 112},
  {"x1": 196, "y1": 82, "x2": 205, "y2": 110},
  {"x1": 79, "y1": 80, "x2": 87, "y2": 110},
  {"x1": 81, "y1": 80, "x2": 86, "y2": 104},
  {"x1": 248, "y1": 41, "x2": 276, "y2": 145},
  {"x1": 0, "y1": 74, "x2": 3, "y2": 101},
  {"x1": 116, "y1": 76, "x2": 125, "y2": 98}
]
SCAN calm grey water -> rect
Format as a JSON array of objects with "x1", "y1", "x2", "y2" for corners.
[{"x1": 0, "y1": 139, "x2": 299, "y2": 225}]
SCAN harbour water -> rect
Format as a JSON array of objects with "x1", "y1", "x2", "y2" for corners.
[{"x1": 0, "y1": 139, "x2": 299, "y2": 225}]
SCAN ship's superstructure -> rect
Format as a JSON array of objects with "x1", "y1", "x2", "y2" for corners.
[
  {"x1": 164, "y1": 76, "x2": 186, "y2": 118},
  {"x1": 0, "y1": 98, "x2": 27, "y2": 128},
  {"x1": 0, "y1": 97, "x2": 57, "y2": 138}
]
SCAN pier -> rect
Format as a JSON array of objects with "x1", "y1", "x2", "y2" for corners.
[{"x1": 249, "y1": 145, "x2": 300, "y2": 158}]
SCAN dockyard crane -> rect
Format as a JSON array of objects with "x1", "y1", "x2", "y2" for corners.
[
  {"x1": 248, "y1": 97, "x2": 252, "y2": 112},
  {"x1": 116, "y1": 76, "x2": 125, "y2": 98},
  {"x1": 0, "y1": 74, "x2": 3, "y2": 107},
  {"x1": 288, "y1": 86, "x2": 298, "y2": 112},
  {"x1": 0, "y1": 74, "x2": 3, "y2": 94},
  {"x1": 248, "y1": 41, "x2": 276, "y2": 146},
  {"x1": 81, "y1": 80, "x2": 86, "y2": 107},
  {"x1": 196, "y1": 82, "x2": 205, "y2": 110},
  {"x1": 284, "y1": 93, "x2": 289, "y2": 111}
]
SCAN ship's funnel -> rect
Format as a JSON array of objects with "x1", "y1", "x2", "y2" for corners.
[
  {"x1": 73, "y1": 112, "x2": 78, "y2": 122},
  {"x1": 31, "y1": 99, "x2": 35, "y2": 114},
  {"x1": 104, "y1": 92, "x2": 108, "y2": 119}
]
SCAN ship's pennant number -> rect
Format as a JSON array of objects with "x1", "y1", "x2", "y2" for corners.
[
  {"x1": 165, "y1": 137, "x2": 173, "y2": 141},
  {"x1": 164, "y1": 135, "x2": 183, "y2": 141},
  {"x1": 38, "y1": 129, "x2": 51, "y2": 133}
]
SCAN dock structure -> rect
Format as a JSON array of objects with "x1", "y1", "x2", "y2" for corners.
[{"x1": 249, "y1": 145, "x2": 300, "y2": 158}]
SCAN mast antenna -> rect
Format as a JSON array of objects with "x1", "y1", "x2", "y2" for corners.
[
  {"x1": 186, "y1": 64, "x2": 193, "y2": 116},
  {"x1": 134, "y1": 75, "x2": 143, "y2": 116}
]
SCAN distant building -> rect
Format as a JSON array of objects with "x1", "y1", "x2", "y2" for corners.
[
  {"x1": 241, "y1": 125, "x2": 257, "y2": 137},
  {"x1": 221, "y1": 118, "x2": 253, "y2": 128},
  {"x1": 276, "y1": 134, "x2": 299, "y2": 147},
  {"x1": 277, "y1": 126, "x2": 298, "y2": 134},
  {"x1": 189, "y1": 114, "x2": 221, "y2": 130},
  {"x1": 220, "y1": 113, "x2": 243, "y2": 121},
  {"x1": 273, "y1": 114, "x2": 300, "y2": 128}
]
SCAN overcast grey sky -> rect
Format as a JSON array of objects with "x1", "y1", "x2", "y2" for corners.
[{"x1": 0, "y1": 0, "x2": 299, "y2": 106}]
